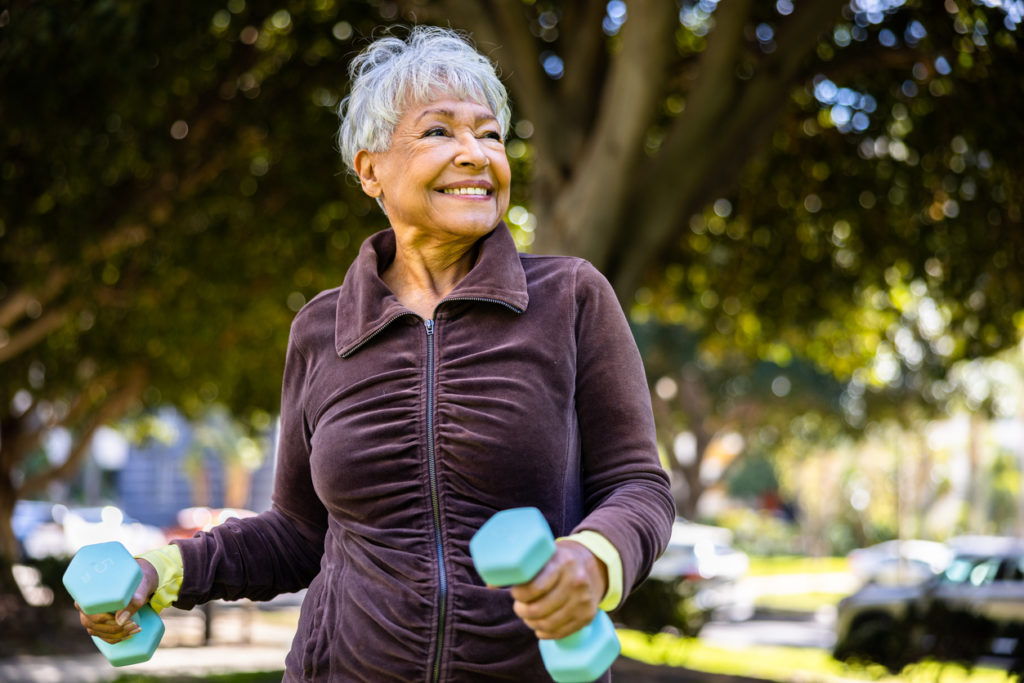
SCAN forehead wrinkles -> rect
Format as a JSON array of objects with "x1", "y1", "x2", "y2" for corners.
[
  {"x1": 399, "y1": 83, "x2": 494, "y2": 118},
  {"x1": 412, "y1": 105, "x2": 498, "y2": 127}
]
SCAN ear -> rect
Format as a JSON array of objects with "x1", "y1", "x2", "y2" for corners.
[{"x1": 353, "y1": 150, "x2": 383, "y2": 199}]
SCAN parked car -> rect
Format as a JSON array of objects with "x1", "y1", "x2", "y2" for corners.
[
  {"x1": 612, "y1": 519, "x2": 748, "y2": 636},
  {"x1": 834, "y1": 540, "x2": 1024, "y2": 672},
  {"x1": 847, "y1": 539, "x2": 953, "y2": 587},
  {"x1": 649, "y1": 520, "x2": 750, "y2": 584},
  {"x1": 16, "y1": 502, "x2": 166, "y2": 559}
]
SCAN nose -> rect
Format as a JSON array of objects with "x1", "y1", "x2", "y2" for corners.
[{"x1": 454, "y1": 132, "x2": 489, "y2": 168}]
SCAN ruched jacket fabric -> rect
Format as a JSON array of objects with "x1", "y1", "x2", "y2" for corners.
[{"x1": 172, "y1": 224, "x2": 675, "y2": 681}]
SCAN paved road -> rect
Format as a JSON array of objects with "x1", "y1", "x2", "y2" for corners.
[{"x1": 700, "y1": 612, "x2": 837, "y2": 651}]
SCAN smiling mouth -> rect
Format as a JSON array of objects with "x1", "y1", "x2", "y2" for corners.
[{"x1": 439, "y1": 187, "x2": 491, "y2": 196}]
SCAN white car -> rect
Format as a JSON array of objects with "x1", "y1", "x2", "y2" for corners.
[
  {"x1": 20, "y1": 504, "x2": 166, "y2": 559},
  {"x1": 613, "y1": 519, "x2": 748, "y2": 636},
  {"x1": 847, "y1": 539, "x2": 953, "y2": 586},
  {"x1": 649, "y1": 520, "x2": 749, "y2": 583}
]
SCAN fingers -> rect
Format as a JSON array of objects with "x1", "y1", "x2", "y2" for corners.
[
  {"x1": 90, "y1": 558, "x2": 158, "y2": 644},
  {"x1": 76, "y1": 603, "x2": 142, "y2": 644},
  {"x1": 509, "y1": 541, "x2": 605, "y2": 640}
]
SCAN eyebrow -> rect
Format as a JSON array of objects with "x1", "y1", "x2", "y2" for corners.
[{"x1": 414, "y1": 107, "x2": 498, "y2": 125}]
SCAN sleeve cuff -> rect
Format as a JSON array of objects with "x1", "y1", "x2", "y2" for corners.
[
  {"x1": 561, "y1": 531, "x2": 623, "y2": 611},
  {"x1": 136, "y1": 544, "x2": 184, "y2": 613}
]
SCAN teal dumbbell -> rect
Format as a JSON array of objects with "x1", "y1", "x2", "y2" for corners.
[
  {"x1": 470, "y1": 507, "x2": 620, "y2": 683},
  {"x1": 62, "y1": 541, "x2": 165, "y2": 666}
]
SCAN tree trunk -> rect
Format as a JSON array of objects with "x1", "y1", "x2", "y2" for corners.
[
  {"x1": 0, "y1": 495, "x2": 25, "y2": 613},
  {"x1": 0, "y1": 366, "x2": 147, "y2": 606},
  {"x1": 534, "y1": 0, "x2": 677, "y2": 269},
  {"x1": 967, "y1": 412, "x2": 987, "y2": 534}
]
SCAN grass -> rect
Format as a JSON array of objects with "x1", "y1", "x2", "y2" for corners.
[
  {"x1": 746, "y1": 555, "x2": 851, "y2": 576},
  {"x1": 753, "y1": 592, "x2": 845, "y2": 613},
  {"x1": 744, "y1": 554, "x2": 855, "y2": 614},
  {"x1": 615, "y1": 554, "x2": 1011, "y2": 681},
  {"x1": 618, "y1": 629, "x2": 1013, "y2": 683}
]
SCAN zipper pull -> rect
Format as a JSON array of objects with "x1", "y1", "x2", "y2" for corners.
[{"x1": 425, "y1": 319, "x2": 434, "y2": 335}]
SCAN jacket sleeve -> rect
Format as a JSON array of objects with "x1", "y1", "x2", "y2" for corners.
[
  {"x1": 173, "y1": 320, "x2": 328, "y2": 608},
  {"x1": 569, "y1": 260, "x2": 675, "y2": 597}
]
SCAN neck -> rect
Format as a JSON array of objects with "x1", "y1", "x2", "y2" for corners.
[{"x1": 383, "y1": 231, "x2": 480, "y2": 319}]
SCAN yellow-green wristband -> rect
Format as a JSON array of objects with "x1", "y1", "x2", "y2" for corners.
[
  {"x1": 562, "y1": 531, "x2": 623, "y2": 611},
  {"x1": 136, "y1": 544, "x2": 184, "y2": 613}
]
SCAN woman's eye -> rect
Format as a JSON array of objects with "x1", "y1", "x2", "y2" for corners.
[
  {"x1": 483, "y1": 131, "x2": 503, "y2": 142},
  {"x1": 424, "y1": 127, "x2": 448, "y2": 137}
]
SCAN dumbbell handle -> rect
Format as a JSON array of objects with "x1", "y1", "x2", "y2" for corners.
[
  {"x1": 62, "y1": 541, "x2": 165, "y2": 666},
  {"x1": 470, "y1": 508, "x2": 620, "y2": 683}
]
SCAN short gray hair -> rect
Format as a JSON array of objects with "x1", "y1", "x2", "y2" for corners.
[{"x1": 337, "y1": 26, "x2": 512, "y2": 175}]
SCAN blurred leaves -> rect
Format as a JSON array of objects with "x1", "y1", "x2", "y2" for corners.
[
  {"x1": 1, "y1": 0, "x2": 387, "y2": 424},
  {"x1": 2, "y1": 0, "x2": 1023, "y2": 554},
  {"x1": 633, "y1": 0, "x2": 1024, "y2": 424}
]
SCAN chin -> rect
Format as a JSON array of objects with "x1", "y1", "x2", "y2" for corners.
[{"x1": 441, "y1": 216, "x2": 502, "y2": 238}]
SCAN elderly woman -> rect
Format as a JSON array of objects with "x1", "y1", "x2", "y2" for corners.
[{"x1": 79, "y1": 26, "x2": 674, "y2": 681}]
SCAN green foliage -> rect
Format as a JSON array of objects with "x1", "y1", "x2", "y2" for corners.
[
  {"x1": 3, "y1": 0, "x2": 1024, "y2": 592},
  {"x1": 1, "y1": 0, "x2": 388, "y2": 424},
  {"x1": 715, "y1": 508, "x2": 802, "y2": 556},
  {"x1": 725, "y1": 454, "x2": 779, "y2": 500},
  {"x1": 641, "y1": 1, "x2": 1024, "y2": 423}
]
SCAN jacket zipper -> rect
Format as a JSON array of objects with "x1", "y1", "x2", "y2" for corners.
[
  {"x1": 425, "y1": 318, "x2": 447, "y2": 683},
  {"x1": 443, "y1": 296, "x2": 523, "y2": 315},
  {"x1": 340, "y1": 299, "x2": 521, "y2": 359}
]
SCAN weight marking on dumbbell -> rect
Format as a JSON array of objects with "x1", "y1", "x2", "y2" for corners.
[{"x1": 92, "y1": 557, "x2": 115, "y2": 574}]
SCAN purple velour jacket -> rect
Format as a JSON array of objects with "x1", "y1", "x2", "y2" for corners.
[{"x1": 171, "y1": 223, "x2": 675, "y2": 681}]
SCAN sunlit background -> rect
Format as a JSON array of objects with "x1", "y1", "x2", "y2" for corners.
[{"x1": 3, "y1": 0, "x2": 1024, "y2": 679}]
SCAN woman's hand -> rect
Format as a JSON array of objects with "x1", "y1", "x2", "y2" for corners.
[
  {"x1": 508, "y1": 540, "x2": 608, "y2": 640},
  {"x1": 77, "y1": 557, "x2": 159, "y2": 644}
]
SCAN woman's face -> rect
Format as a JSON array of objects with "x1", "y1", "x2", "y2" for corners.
[{"x1": 355, "y1": 97, "x2": 511, "y2": 245}]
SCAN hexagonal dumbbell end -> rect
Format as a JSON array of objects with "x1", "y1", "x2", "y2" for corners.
[
  {"x1": 470, "y1": 508, "x2": 620, "y2": 682},
  {"x1": 539, "y1": 610, "x2": 621, "y2": 683},
  {"x1": 62, "y1": 541, "x2": 165, "y2": 666},
  {"x1": 470, "y1": 507, "x2": 556, "y2": 586}
]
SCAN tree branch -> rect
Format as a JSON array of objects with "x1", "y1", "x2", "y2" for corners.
[
  {"x1": 612, "y1": 0, "x2": 847, "y2": 301},
  {"x1": 0, "y1": 306, "x2": 73, "y2": 365},
  {"x1": 0, "y1": 268, "x2": 71, "y2": 329},
  {"x1": 686, "y1": 0, "x2": 849, "y2": 212},
  {"x1": 609, "y1": 0, "x2": 752, "y2": 298},
  {"x1": 0, "y1": 222, "x2": 147, "y2": 338},
  {"x1": 555, "y1": 1, "x2": 610, "y2": 158},
  {"x1": 19, "y1": 366, "x2": 148, "y2": 498},
  {"x1": 538, "y1": 0, "x2": 677, "y2": 264}
]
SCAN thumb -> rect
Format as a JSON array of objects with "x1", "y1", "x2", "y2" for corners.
[
  {"x1": 115, "y1": 603, "x2": 139, "y2": 626},
  {"x1": 116, "y1": 558, "x2": 159, "y2": 625}
]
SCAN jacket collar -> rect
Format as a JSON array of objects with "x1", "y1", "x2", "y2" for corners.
[{"x1": 335, "y1": 223, "x2": 530, "y2": 357}]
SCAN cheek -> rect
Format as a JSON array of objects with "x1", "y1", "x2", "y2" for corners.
[{"x1": 493, "y1": 154, "x2": 512, "y2": 189}]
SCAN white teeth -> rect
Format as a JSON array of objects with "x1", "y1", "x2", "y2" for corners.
[{"x1": 442, "y1": 187, "x2": 489, "y2": 195}]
